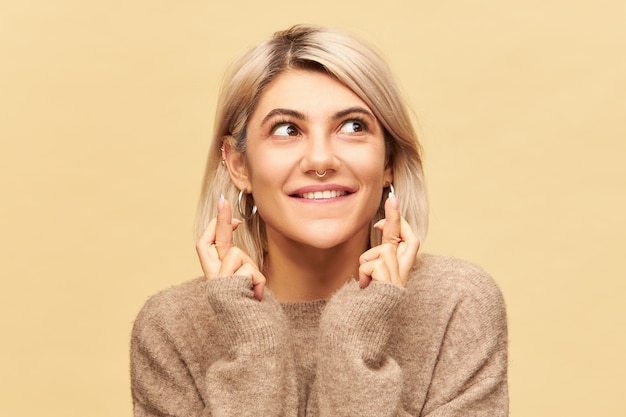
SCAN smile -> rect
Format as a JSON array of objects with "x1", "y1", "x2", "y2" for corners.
[{"x1": 297, "y1": 190, "x2": 348, "y2": 200}]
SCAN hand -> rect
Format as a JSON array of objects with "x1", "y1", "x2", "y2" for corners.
[
  {"x1": 358, "y1": 193, "x2": 420, "y2": 289},
  {"x1": 195, "y1": 196, "x2": 267, "y2": 300}
]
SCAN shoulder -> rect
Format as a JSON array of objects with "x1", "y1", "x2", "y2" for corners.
[
  {"x1": 410, "y1": 254, "x2": 503, "y2": 299},
  {"x1": 406, "y1": 254, "x2": 506, "y2": 321},
  {"x1": 132, "y1": 277, "x2": 210, "y2": 339},
  {"x1": 399, "y1": 256, "x2": 508, "y2": 411}
]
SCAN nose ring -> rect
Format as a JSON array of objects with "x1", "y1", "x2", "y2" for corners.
[{"x1": 315, "y1": 170, "x2": 327, "y2": 178}]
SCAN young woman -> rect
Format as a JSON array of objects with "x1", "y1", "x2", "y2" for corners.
[{"x1": 131, "y1": 24, "x2": 508, "y2": 416}]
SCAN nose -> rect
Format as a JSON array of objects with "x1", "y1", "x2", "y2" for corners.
[{"x1": 300, "y1": 130, "x2": 340, "y2": 176}]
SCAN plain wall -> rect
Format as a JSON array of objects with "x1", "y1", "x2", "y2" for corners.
[{"x1": 1, "y1": 0, "x2": 624, "y2": 415}]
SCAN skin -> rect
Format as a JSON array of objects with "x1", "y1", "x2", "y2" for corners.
[{"x1": 196, "y1": 69, "x2": 419, "y2": 301}]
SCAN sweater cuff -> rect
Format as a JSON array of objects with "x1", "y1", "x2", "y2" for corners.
[
  {"x1": 320, "y1": 280, "x2": 405, "y2": 364},
  {"x1": 206, "y1": 276, "x2": 286, "y2": 357}
]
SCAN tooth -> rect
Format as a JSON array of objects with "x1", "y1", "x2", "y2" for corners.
[{"x1": 298, "y1": 190, "x2": 347, "y2": 199}]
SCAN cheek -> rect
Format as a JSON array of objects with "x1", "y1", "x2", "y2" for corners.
[
  {"x1": 245, "y1": 150, "x2": 290, "y2": 193},
  {"x1": 348, "y1": 146, "x2": 387, "y2": 180}
]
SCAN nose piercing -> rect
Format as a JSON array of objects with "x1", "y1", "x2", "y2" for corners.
[{"x1": 315, "y1": 170, "x2": 327, "y2": 178}]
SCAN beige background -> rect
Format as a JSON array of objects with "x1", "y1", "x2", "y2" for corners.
[{"x1": 1, "y1": 0, "x2": 624, "y2": 415}]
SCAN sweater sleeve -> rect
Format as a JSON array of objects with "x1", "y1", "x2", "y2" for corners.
[
  {"x1": 130, "y1": 287, "x2": 211, "y2": 417},
  {"x1": 130, "y1": 276, "x2": 297, "y2": 417},
  {"x1": 420, "y1": 270, "x2": 508, "y2": 417},
  {"x1": 309, "y1": 279, "x2": 407, "y2": 416},
  {"x1": 204, "y1": 276, "x2": 298, "y2": 417},
  {"x1": 308, "y1": 265, "x2": 508, "y2": 417}
]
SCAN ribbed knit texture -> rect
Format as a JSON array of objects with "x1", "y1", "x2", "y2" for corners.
[
  {"x1": 130, "y1": 255, "x2": 508, "y2": 416},
  {"x1": 206, "y1": 276, "x2": 285, "y2": 357}
]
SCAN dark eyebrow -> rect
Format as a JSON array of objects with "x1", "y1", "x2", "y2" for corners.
[
  {"x1": 261, "y1": 108, "x2": 306, "y2": 126},
  {"x1": 333, "y1": 106, "x2": 376, "y2": 121},
  {"x1": 260, "y1": 106, "x2": 376, "y2": 127}
]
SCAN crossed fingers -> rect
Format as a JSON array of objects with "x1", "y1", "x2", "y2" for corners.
[
  {"x1": 358, "y1": 193, "x2": 420, "y2": 289},
  {"x1": 195, "y1": 196, "x2": 266, "y2": 300}
]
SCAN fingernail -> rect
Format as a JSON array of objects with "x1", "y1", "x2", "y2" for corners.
[
  {"x1": 218, "y1": 194, "x2": 225, "y2": 211},
  {"x1": 373, "y1": 219, "x2": 385, "y2": 229},
  {"x1": 388, "y1": 191, "x2": 398, "y2": 210}
]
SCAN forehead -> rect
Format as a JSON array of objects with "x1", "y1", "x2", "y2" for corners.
[{"x1": 251, "y1": 69, "x2": 371, "y2": 118}]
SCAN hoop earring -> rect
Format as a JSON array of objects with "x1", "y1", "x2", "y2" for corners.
[{"x1": 237, "y1": 189, "x2": 257, "y2": 219}]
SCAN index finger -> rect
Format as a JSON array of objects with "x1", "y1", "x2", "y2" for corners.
[{"x1": 215, "y1": 195, "x2": 235, "y2": 259}]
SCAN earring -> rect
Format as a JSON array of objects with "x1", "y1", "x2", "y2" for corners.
[{"x1": 237, "y1": 189, "x2": 257, "y2": 219}]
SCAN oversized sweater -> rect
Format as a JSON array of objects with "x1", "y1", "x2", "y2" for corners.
[{"x1": 130, "y1": 254, "x2": 508, "y2": 416}]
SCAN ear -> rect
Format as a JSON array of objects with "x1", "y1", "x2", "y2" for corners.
[
  {"x1": 383, "y1": 165, "x2": 393, "y2": 188},
  {"x1": 222, "y1": 139, "x2": 252, "y2": 192}
]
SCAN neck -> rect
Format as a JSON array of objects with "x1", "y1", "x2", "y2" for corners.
[{"x1": 263, "y1": 232, "x2": 369, "y2": 302}]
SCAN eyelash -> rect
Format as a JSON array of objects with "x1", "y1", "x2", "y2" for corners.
[
  {"x1": 269, "y1": 119, "x2": 299, "y2": 136},
  {"x1": 269, "y1": 117, "x2": 370, "y2": 137},
  {"x1": 340, "y1": 118, "x2": 369, "y2": 134}
]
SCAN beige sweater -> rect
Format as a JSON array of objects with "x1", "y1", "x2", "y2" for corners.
[{"x1": 130, "y1": 255, "x2": 508, "y2": 416}]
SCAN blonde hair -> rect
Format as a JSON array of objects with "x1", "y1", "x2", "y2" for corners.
[{"x1": 196, "y1": 24, "x2": 428, "y2": 268}]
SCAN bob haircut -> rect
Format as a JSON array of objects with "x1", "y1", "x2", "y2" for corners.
[{"x1": 196, "y1": 24, "x2": 428, "y2": 268}]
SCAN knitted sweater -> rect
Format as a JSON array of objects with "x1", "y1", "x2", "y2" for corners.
[{"x1": 130, "y1": 255, "x2": 508, "y2": 416}]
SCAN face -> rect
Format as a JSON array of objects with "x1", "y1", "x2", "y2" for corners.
[{"x1": 228, "y1": 69, "x2": 392, "y2": 251}]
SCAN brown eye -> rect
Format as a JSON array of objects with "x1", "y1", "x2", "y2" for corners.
[
  {"x1": 272, "y1": 123, "x2": 299, "y2": 137},
  {"x1": 339, "y1": 120, "x2": 365, "y2": 134}
]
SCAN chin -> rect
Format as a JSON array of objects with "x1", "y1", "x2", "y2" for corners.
[
  {"x1": 297, "y1": 229, "x2": 368, "y2": 251},
  {"x1": 267, "y1": 219, "x2": 371, "y2": 252}
]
